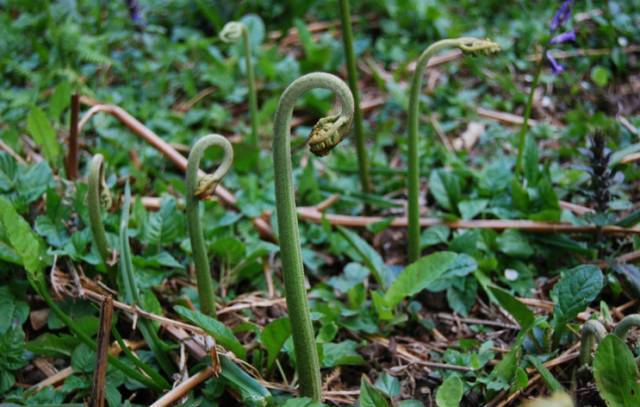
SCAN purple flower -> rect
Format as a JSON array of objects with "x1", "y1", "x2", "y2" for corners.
[
  {"x1": 550, "y1": 0, "x2": 573, "y2": 32},
  {"x1": 550, "y1": 30, "x2": 576, "y2": 45},
  {"x1": 546, "y1": 51, "x2": 565, "y2": 74}
]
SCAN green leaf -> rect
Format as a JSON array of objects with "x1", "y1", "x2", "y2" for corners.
[
  {"x1": 71, "y1": 343, "x2": 96, "y2": 373},
  {"x1": 49, "y1": 81, "x2": 71, "y2": 119},
  {"x1": 0, "y1": 286, "x2": 28, "y2": 335},
  {"x1": 359, "y1": 375, "x2": 390, "y2": 407},
  {"x1": 26, "y1": 333, "x2": 78, "y2": 357},
  {"x1": 594, "y1": 335, "x2": 640, "y2": 407},
  {"x1": 436, "y1": 375, "x2": 464, "y2": 407},
  {"x1": 260, "y1": 317, "x2": 291, "y2": 370},
  {"x1": 384, "y1": 252, "x2": 458, "y2": 307},
  {"x1": 496, "y1": 230, "x2": 534, "y2": 258},
  {"x1": 0, "y1": 196, "x2": 47, "y2": 288},
  {"x1": 591, "y1": 66, "x2": 610, "y2": 87},
  {"x1": 551, "y1": 265, "x2": 603, "y2": 340},
  {"x1": 523, "y1": 136, "x2": 539, "y2": 185},
  {"x1": 282, "y1": 397, "x2": 326, "y2": 407},
  {"x1": 219, "y1": 356, "x2": 272, "y2": 406},
  {"x1": 490, "y1": 286, "x2": 534, "y2": 330},
  {"x1": 321, "y1": 340, "x2": 364, "y2": 368},
  {"x1": 174, "y1": 306, "x2": 246, "y2": 360},
  {"x1": 458, "y1": 199, "x2": 488, "y2": 220},
  {"x1": 337, "y1": 227, "x2": 385, "y2": 288},
  {"x1": 429, "y1": 169, "x2": 461, "y2": 212},
  {"x1": 26, "y1": 106, "x2": 60, "y2": 162},
  {"x1": 375, "y1": 373, "x2": 401, "y2": 398},
  {"x1": 526, "y1": 356, "x2": 563, "y2": 393},
  {"x1": 421, "y1": 225, "x2": 450, "y2": 248}
]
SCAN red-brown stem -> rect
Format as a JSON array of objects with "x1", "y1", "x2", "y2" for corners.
[{"x1": 66, "y1": 93, "x2": 80, "y2": 180}]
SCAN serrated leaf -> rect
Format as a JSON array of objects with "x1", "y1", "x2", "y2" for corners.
[
  {"x1": 27, "y1": 106, "x2": 60, "y2": 162},
  {"x1": 436, "y1": 375, "x2": 463, "y2": 407},
  {"x1": 551, "y1": 265, "x2": 603, "y2": 340},
  {"x1": 594, "y1": 335, "x2": 640, "y2": 407},
  {"x1": 174, "y1": 305, "x2": 246, "y2": 360}
]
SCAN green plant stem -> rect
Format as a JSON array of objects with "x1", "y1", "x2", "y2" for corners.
[
  {"x1": 111, "y1": 326, "x2": 170, "y2": 388},
  {"x1": 407, "y1": 37, "x2": 500, "y2": 263},
  {"x1": 88, "y1": 154, "x2": 113, "y2": 276},
  {"x1": 614, "y1": 314, "x2": 640, "y2": 339},
  {"x1": 579, "y1": 319, "x2": 607, "y2": 366},
  {"x1": 273, "y1": 72, "x2": 354, "y2": 400},
  {"x1": 119, "y1": 182, "x2": 175, "y2": 376},
  {"x1": 338, "y1": 0, "x2": 371, "y2": 198},
  {"x1": 515, "y1": 44, "x2": 548, "y2": 177},
  {"x1": 243, "y1": 28, "x2": 259, "y2": 148},
  {"x1": 186, "y1": 134, "x2": 234, "y2": 317}
]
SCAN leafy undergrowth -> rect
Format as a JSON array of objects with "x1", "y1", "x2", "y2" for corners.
[{"x1": 1, "y1": 1, "x2": 640, "y2": 406}]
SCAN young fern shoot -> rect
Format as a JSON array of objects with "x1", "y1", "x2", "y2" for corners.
[
  {"x1": 338, "y1": 0, "x2": 371, "y2": 196},
  {"x1": 407, "y1": 37, "x2": 500, "y2": 263},
  {"x1": 186, "y1": 134, "x2": 234, "y2": 317},
  {"x1": 88, "y1": 154, "x2": 115, "y2": 276},
  {"x1": 273, "y1": 72, "x2": 354, "y2": 400},
  {"x1": 220, "y1": 21, "x2": 259, "y2": 148}
]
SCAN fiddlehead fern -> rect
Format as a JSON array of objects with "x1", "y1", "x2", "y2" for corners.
[
  {"x1": 579, "y1": 319, "x2": 607, "y2": 366},
  {"x1": 273, "y1": 72, "x2": 354, "y2": 400},
  {"x1": 613, "y1": 314, "x2": 640, "y2": 340},
  {"x1": 407, "y1": 37, "x2": 500, "y2": 263},
  {"x1": 186, "y1": 134, "x2": 234, "y2": 317},
  {"x1": 221, "y1": 21, "x2": 259, "y2": 148},
  {"x1": 88, "y1": 154, "x2": 114, "y2": 273}
]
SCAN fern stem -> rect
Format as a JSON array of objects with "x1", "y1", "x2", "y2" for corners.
[
  {"x1": 614, "y1": 314, "x2": 640, "y2": 340},
  {"x1": 88, "y1": 154, "x2": 115, "y2": 277},
  {"x1": 338, "y1": 0, "x2": 371, "y2": 198},
  {"x1": 273, "y1": 72, "x2": 354, "y2": 400},
  {"x1": 407, "y1": 37, "x2": 500, "y2": 263},
  {"x1": 579, "y1": 319, "x2": 607, "y2": 366},
  {"x1": 186, "y1": 134, "x2": 234, "y2": 317}
]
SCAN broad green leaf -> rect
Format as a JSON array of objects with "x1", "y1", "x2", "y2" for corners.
[
  {"x1": 496, "y1": 230, "x2": 533, "y2": 258},
  {"x1": 375, "y1": 372, "x2": 400, "y2": 398},
  {"x1": 26, "y1": 106, "x2": 60, "y2": 162},
  {"x1": 594, "y1": 335, "x2": 640, "y2": 407},
  {"x1": 436, "y1": 375, "x2": 463, "y2": 407},
  {"x1": 174, "y1": 305, "x2": 246, "y2": 360},
  {"x1": 359, "y1": 375, "x2": 390, "y2": 407},
  {"x1": 0, "y1": 196, "x2": 46, "y2": 288},
  {"x1": 384, "y1": 252, "x2": 458, "y2": 307},
  {"x1": 260, "y1": 317, "x2": 291, "y2": 370},
  {"x1": 421, "y1": 225, "x2": 450, "y2": 248},
  {"x1": 458, "y1": 199, "x2": 488, "y2": 220},
  {"x1": 551, "y1": 265, "x2": 603, "y2": 340},
  {"x1": 337, "y1": 227, "x2": 385, "y2": 288},
  {"x1": 523, "y1": 136, "x2": 539, "y2": 185},
  {"x1": 321, "y1": 340, "x2": 364, "y2": 368}
]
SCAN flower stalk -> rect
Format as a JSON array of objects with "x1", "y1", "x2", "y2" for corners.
[
  {"x1": 338, "y1": 0, "x2": 372, "y2": 198},
  {"x1": 221, "y1": 22, "x2": 259, "y2": 148},
  {"x1": 186, "y1": 134, "x2": 234, "y2": 317},
  {"x1": 407, "y1": 38, "x2": 500, "y2": 263},
  {"x1": 273, "y1": 72, "x2": 354, "y2": 400}
]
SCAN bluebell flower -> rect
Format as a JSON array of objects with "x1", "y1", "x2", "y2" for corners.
[
  {"x1": 550, "y1": 30, "x2": 576, "y2": 45},
  {"x1": 546, "y1": 0, "x2": 576, "y2": 74},
  {"x1": 546, "y1": 51, "x2": 565, "y2": 74},
  {"x1": 550, "y1": 0, "x2": 573, "y2": 32}
]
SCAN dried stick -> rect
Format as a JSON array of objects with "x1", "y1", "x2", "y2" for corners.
[
  {"x1": 90, "y1": 295, "x2": 113, "y2": 407},
  {"x1": 150, "y1": 367, "x2": 216, "y2": 407}
]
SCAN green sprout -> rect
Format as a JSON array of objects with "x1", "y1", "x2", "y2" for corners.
[
  {"x1": 273, "y1": 72, "x2": 354, "y2": 400},
  {"x1": 220, "y1": 21, "x2": 259, "y2": 148},
  {"x1": 88, "y1": 154, "x2": 115, "y2": 277},
  {"x1": 186, "y1": 134, "x2": 234, "y2": 317},
  {"x1": 406, "y1": 37, "x2": 501, "y2": 263}
]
